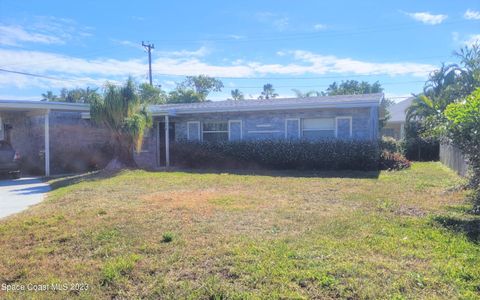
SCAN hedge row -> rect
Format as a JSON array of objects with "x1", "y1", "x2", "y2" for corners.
[{"x1": 172, "y1": 140, "x2": 380, "y2": 171}]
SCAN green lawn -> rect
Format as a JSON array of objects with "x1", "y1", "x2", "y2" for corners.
[{"x1": 1, "y1": 162, "x2": 480, "y2": 299}]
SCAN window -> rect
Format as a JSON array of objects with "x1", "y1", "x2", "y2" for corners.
[
  {"x1": 203, "y1": 121, "x2": 228, "y2": 142},
  {"x1": 336, "y1": 117, "x2": 352, "y2": 139},
  {"x1": 302, "y1": 118, "x2": 335, "y2": 140},
  {"x1": 187, "y1": 121, "x2": 200, "y2": 141}
]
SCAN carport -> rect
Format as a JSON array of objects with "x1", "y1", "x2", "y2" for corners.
[{"x1": 0, "y1": 100, "x2": 89, "y2": 176}]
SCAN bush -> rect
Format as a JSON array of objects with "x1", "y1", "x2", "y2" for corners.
[
  {"x1": 402, "y1": 121, "x2": 439, "y2": 161},
  {"x1": 51, "y1": 143, "x2": 113, "y2": 173},
  {"x1": 380, "y1": 136, "x2": 401, "y2": 153},
  {"x1": 445, "y1": 88, "x2": 480, "y2": 210},
  {"x1": 379, "y1": 150, "x2": 411, "y2": 171},
  {"x1": 162, "y1": 232, "x2": 173, "y2": 243},
  {"x1": 172, "y1": 139, "x2": 379, "y2": 171},
  {"x1": 400, "y1": 137, "x2": 439, "y2": 161}
]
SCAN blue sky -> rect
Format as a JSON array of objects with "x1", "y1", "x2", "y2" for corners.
[{"x1": 0, "y1": 0, "x2": 479, "y2": 101}]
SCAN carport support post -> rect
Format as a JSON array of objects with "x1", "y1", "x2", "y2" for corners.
[
  {"x1": 165, "y1": 115, "x2": 170, "y2": 167},
  {"x1": 44, "y1": 109, "x2": 50, "y2": 176}
]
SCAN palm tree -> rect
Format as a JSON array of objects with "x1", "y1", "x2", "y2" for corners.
[
  {"x1": 406, "y1": 63, "x2": 461, "y2": 122},
  {"x1": 90, "y1": 78, "x2": 152, "y2": 169},
  {"x1": 258, "y1": 83, "x2": 279, "y2": 99},
  {"x1": 292, "y1": 89, "x2": 321, "y2": 98},
  {"x1": 41, "y1": 91, "x2": 58, "y2": 102},
  {"x1": 230, "y1": 89, "x2": 244, "y2": 100}
]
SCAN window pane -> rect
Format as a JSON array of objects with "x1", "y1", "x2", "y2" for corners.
[
  {"x1": 336, "y1": 118, "x2": 351, "y2": 139},
  {"x1": 203, "y1": 132, "x2": 228, "y2": 142},
  {"x1": 303, "y1": 130, "x2": 335, "y2": 140},
  {"x1": 203, "y1": 122, "x2": 228, "y2": 132},
  {"x1": 303, "y1": 118, "x2": 334, "y2": 130}
]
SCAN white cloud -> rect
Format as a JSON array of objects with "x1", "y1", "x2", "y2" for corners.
[
  {"x1": 464, "y1": 9, "x2": 480, "y2": 20},
  {"x1": 0, "y1": 48, "x2": 436, "y2": 90},
  {"x1": 273, "y1": 17, "x2": 289, "y2": 31},
  {"x1": 0, "y1": 16, "x2": 93, "y2": 46},
  {"x1": 157, "y1": 46, "x2": 210, "y2": 58},
  {"x1": 227, "y1": 34, "x2": 245, "y2": 40},
  {"x1": 313, "y1": 23, "x2": 327, "y2": 31},
  {"x1": 405, "y1": 11, "x2": 447, "y2": 25},
  {"x1": 465, "y1": 34, "x2": 480, "y2": 46},
  {"x1": 255, "y1": 12, "x2": 290, "y2": 31},
  {"x1": 0, "y1": 25, "x2": 63, "y2": 46}
]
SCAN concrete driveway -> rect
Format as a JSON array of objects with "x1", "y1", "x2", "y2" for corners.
[{"x1": 0, "y1": 177, "x2": 50, "y2": 219}]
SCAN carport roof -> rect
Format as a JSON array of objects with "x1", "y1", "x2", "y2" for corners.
[{"x1": 0, "y1": 100, "x2": 89, "y2": 111}]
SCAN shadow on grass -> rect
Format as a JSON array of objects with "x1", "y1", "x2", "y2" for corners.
[
  {"x1": 434, "y1": 215, "x2": 480, "y2": 244},
  {"x1": 47, "y1": 170, "x2": 120, "y2": 191},
  {"x1": 170, "y1": 167, "x2": 380, "y2": 179}
]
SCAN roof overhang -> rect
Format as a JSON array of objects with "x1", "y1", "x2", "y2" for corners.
[
  {"x1": 150, "y1": 100, "x2": 381, "y2": 116},
  {"x1": 0, "y1": 100, "x2": 89, "y2": 112}
]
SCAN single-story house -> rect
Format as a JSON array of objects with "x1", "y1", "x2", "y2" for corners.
[
  {"x1": 0, "y1": 93, "x2": 383, "y2": 175},
  {"x1": 382, "y1": 97, "x2": 413, "y2": 140}
]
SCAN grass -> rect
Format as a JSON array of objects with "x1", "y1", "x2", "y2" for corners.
[{"x1": 0, "y1": 162, "x2": 479, "y2": 299}]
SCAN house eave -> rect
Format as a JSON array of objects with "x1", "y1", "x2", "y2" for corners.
[
  {"x1": 150, "y1": 101, "x2": 380, "y2": 116},
  {"x1": 0, "y1": 100, "x2": 90, "y2": 112}
]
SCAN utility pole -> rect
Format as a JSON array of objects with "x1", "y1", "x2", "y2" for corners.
[{"x1": 142, "y1": 41, "x2": 154, "y2": 85}]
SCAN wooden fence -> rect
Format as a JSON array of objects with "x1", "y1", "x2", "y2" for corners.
[{"x1": 440, "y1": 143, "x2": 469, "y2": 176}]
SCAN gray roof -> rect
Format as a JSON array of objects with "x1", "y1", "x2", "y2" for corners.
[
  {"x1": 0, "y1": 99, "x2": 89, "y2": 111},
  {"x1": 150, "y1": 93, "x2": 383, "y2": 115},
  {"x1": 388, "y1": 97, "x2": 414, "y2": 123}
]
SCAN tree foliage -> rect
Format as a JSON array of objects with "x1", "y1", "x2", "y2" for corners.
[
  {"x1": 258, "y1": 83, "x2": 278, "y2": 99},
  {"x1": 291, "y1": 89, "x2": 321, "y2": 98},
  {"x1": 42, "y1": 87, "x2": 100, "y2": 103},
  {"x1": 325, "y1": 80, "x2": 383, "y2": 96},
  {"x1": 90, "y1": 78, "x2": 152, "y2": 168},
  {"x1": 230, "y1": 89, "x2": 244, "y2": 100},
  {"x1": 445, "y1": 88, "x2": 480, "y2": 208},
  {"x1": 166, "y1": 75, "x2": 224, "y2": 103},
  {"x1": 139, "y1": 83, "x2": 167, "y2": 104}
]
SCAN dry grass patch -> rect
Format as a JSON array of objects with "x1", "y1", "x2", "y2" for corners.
[{"x1": 0, "y1": 162, "x2": 479, "y2": 299}]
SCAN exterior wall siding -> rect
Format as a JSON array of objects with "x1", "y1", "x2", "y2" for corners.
[
  {"x1": 173, "y1": 107, "x2": 373, "y2": 141},
  {"x1": 0, "y1": 111, "x2": 111, "y2": 174}
]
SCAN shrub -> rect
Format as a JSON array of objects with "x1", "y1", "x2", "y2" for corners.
[
  {"x1": 172, "y1": 139, "x2": 379, "y2": 171},
  {"x1": 380, "y1": 136, "x2": 401, "y2": 153},
  {"x1": 445, "y1": 88, "x2": 480, "y2": 210},
  {"x1": 402, "y1": 121, "x2": 439, "y2": 161},
  {"x1": 162, "y1": 232, "x2": 173, "y2": 243},
  {"x1": 379, "y1": 150, "x2": 411, "y2": 171}
]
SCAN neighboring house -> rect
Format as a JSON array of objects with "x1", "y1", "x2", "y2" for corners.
[
  {"x1": 382, "y1": 97, "x2": 413, "y2": 140},
  {"x1": 0, "y1": 93, "x2": 382, "y2": 175}
]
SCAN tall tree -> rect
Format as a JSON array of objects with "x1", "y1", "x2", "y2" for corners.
[
  {"x1": 291, "y1": 89, "x2": 321, "y2": 98},
  {"x1": 405, "y1": 63, "x2": 462, "y2": 135},
  {"x1": 90, "y1": 78, "x2": 152, "y2": 168},
  {"x1": 258, "y1": 83, "x2": 278, "y2": 99},
  {"x1": 230, "y1": 89, "x2": 244, "y2": 100},
  {"x1": 41, "y1": 91, "x2": 58, "y2": 102},
  {"x1": 167, "y1": 88, "x2": 204, "y2": 103},
  {"x1": 325, "y1": 80, "x2": 383, "y2": 96},
  {"x1": 42, "y1": 87, "x2": 100, "y2": 103},
  {"x1": 139, "y1": 83, "x2": 167, "y2": 104},
  {"x1": 178, "y1": 75, "x2": 224, "y2": 101}
]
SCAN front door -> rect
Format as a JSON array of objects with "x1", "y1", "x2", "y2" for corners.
[{"x1": 158, "y1": 122, "x2": 175, "y2": 166}]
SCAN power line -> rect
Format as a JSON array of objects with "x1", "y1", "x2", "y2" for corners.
[
  {"x1": 0, "y1": 17, "x2": 466, "y2": 70},
  {"x1": 0, "y1": 68, "x2": 96, "y2": 83},
  {"x1": 0, "y1": 67, "x2": 426, "y2": 91},
  {"x1": 146, "y1": 19, "x2": 470, "y2": 45}
]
